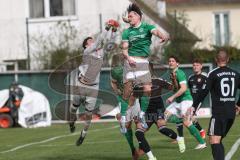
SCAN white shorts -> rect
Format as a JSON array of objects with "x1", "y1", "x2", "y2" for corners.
[
  {"x1": 123, "y1": 57, "x2": 151, "y2": 84},
  {"x1": 126, "y1": 99, "x2": 141, "y2": 122},
  {"x1": 166, "y1": 100, "x2": 193, "y2": 118}
]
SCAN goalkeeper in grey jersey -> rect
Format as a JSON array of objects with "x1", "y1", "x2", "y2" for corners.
[{"x1": 69, "y1": 19, "x2": 120, "y2": 146}]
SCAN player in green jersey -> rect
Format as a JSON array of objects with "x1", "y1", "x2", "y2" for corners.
[
  {"x1": 111, "y1": 54, "x2": 158, "y2": 160},
  {"x1": 121, "y1": 3, "x2": 169, "y2": 127},
  {"x1": 164, "y1": 56, "x2": 206, "y2": 153},
  {"x1": 120, "y1": 3, "x2": 169, "y2": 160}
]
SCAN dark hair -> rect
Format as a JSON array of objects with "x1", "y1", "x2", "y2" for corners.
[
  {"x1": 192, "y1": 58, "x2": 202, "y2": 64},
  {"x1": 127, "y1": 3, "x2": 142, "y2": 18},
  {"x1": 82, "y1": 37, "x2": 93, "y2": 49},
  {"x1": 168, "y1": 55, "x2": 180, "y2": 63}
]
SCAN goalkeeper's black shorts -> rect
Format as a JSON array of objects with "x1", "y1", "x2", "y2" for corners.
[{"x1": 146, "y1": 96, "x2": 165, "y2": 128}]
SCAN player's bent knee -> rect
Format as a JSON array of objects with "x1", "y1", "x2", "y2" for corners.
[
  {"x1": 126, "y1": 122, "x2": 132, "y2": 129},
  {"x1": 183, "y1": 119, "x2": 192, "y2": 127},
  {"x1": 116, "y1": 113, "x2": 121, "y2": 121},
  {"x1": 209, "y1": 136, "x2": 221, "y2": 144},
  {"x1": 85, "y1": 110, "x2": 92, "y2": 116},
  {"x1": 164, "y1": 111, "x2": 172, "y2": 121},
  {"x1": 157, "y1": 119, "x2": 166, "y2": 127},
  {"x1": 136, "y1": 122, "x2": 146, "y2": 131}
]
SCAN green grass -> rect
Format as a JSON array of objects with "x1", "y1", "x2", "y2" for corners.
[{"x1": 0, "y1": 117, "x2": 240, "y2": 160}]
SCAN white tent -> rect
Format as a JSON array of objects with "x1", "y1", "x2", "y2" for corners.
[{"x1": 0, "y1": 85, "x2": 51, "y2": 128}]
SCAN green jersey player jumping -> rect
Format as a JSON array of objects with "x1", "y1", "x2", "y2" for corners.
[{"x1": 120, "y1": 3, "x2": 169, "y2": 160}]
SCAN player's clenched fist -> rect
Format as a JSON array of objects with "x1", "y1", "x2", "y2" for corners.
[{"x1": 105, "y1": 19, "x2": 120, "y2": 32}]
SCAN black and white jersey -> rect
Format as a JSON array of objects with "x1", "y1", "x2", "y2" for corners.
[
  {"x1": 188, "y1": 72, "x2": 207, "y2": 102},
  {"x1": 193, "y1": 66, "x2": 240, "y2": 118}
]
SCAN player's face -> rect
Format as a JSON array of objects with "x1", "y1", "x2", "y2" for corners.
[
  {"x1": 193, "y1": 63, "x2": 202, "y2": 74},
  {"x1": 168, "y1": 58, "x2": 178, "y2": 69},
  {"x1": 86, "y1": 38, "x2": 94, "y2": 47},
  {"x1": 128, "y1": 11, "x2": 141, "y2": 26}
]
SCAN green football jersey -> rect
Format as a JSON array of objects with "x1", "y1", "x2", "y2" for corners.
[
  {"x1": 174, "y1": 68, "x2": 193, "y2": 103},
  {"x1": 122, "y1": 22, "x2": 156, "y2": 57},
  {"x1": 111, "y1": 66, "x2": 124, "y2": 91}
]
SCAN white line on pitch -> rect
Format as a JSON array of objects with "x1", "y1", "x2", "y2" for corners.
[
  {"x1": 0, "y1": 125, "x2": 118, "y2": 154},
  {"x1": 225, "y1": 137, "x2": 240, "y2": 160},
  {"x1": 28, "y1": 134, "x2": 240, "y2": 148}
]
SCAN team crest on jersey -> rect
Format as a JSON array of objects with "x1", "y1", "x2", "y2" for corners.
[
  {"x1": 139, "y1": 28, "x2": 144, "y2": 32},
  {"x1": 197, "y1": 78, "x2": 201, "y2": 82}
]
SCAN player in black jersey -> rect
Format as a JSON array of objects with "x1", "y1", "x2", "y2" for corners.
[
  {"x1": 145, "y1": 78, "x2": 178, "y2": 142},
  {"x1": 192, "y1": 50, "x2": 240, "y2": 160},
  {"x1": 188, "y1": 59, "x2": 207, "y2": 139},
  {"x1": 134, "y1": 63, "x2": 180, "y2": 156}
]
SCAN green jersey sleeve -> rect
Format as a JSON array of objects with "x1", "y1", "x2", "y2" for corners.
[
  {"x1": 146, "y1": 23, "x2": 156, "y2": 33},
  {"x1": 122, "y1": 29, "x2": 129, "y2": 42},
  {"x1": 177, "y1": 69, "x2": 187, "y2": 84}
]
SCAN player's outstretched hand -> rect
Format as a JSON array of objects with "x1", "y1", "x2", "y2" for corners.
[
  {"x1": 127, "y1": 56, "x2": 136, "y2": 67},
  {"x1": 105, "y1": 19, "x2": 120, "y2": 32},
  {"x1": 166, "y1": 96, "x2": 174, "y2": 104},
  {"x1": 159, "y1": 33, "x2": 170, "y2": 43}
]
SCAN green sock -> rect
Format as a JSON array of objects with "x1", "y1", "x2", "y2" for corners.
[
  {"x1": 188, "y1": 124, "x2": 205, "y2": 144},
  {"x1": 117, "y1": 95, "x2": 128, "y2": 116},
  {"x1": 168, "y1": 115, "x2": 183, "y2": 123},
  {"x1": 124, "y1": 129, "x2": 135, "y2": 151},
  {"x1": 140, "y1": 95, "x2": 149, "y2": 112}
]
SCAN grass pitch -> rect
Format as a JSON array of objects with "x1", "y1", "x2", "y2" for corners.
[{"x1": 0, "y1": 117, "x2": 240, "y2": 160}]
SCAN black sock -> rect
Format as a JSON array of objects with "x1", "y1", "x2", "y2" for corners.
[
  {"x1": 176, "y1": 122, "x2": 183, "y2": 137},
  {"x1": 159, "y1": 126, "x2": 177, "y2": 140},
  {"x1": 193, "y1": 120, "x2": 203, "y2": 131},
  {"x1": 211, "y1": 144, "x2": 225, "y2": 160},
  {"x1": 135, "y1": 129, "x2": 151, "y2": 153}
]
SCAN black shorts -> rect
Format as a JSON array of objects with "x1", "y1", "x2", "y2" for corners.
[
  {"x1": 146, "y1": 97, "x2": 165, "y2": 128},
  {"x1": 208, "y1": 116, "x2": 235, "y2": 137},
  {"x1": 193, "y1": 102, "x2": 202, "y2": 115}
]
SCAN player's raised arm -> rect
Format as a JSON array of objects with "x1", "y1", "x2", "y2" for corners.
[
  {"x1": 85, "y1": 19, "x2": 119, "y2": 54},
  {"x1": 151, "y1": 29, "x2": 169, "y2": 43}
]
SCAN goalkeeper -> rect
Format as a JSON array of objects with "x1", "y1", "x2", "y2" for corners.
[{"x1": 69, "y1": 19, "x2": 119, "y2": 146}]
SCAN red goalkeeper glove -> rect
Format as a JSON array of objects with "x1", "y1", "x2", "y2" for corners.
[{"x1": 105, "y1": 19, "x2": 119, "y2": 32}]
